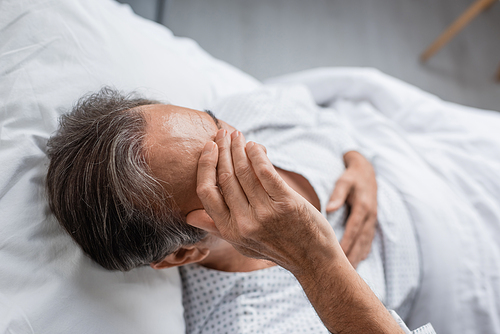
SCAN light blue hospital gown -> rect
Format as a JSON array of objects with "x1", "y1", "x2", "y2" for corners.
[{"x1": 179, "y1": 85, "x2": 435, "y2": 334}]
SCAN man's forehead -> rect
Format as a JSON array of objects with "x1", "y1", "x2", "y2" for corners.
[
  {"x1": 142, "y1": 104, "x2": 215, "y2": 143},
  {"x1": 142, "y1": 104, "x2": 208, "y2": 170}
]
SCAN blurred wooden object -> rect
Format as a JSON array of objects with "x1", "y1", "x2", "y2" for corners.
[{"x1": 421, "y1": 0, "x2": 497, "y2": 62}]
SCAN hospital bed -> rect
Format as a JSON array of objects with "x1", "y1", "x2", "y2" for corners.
[{"x1": 1, "y1": 0, "x2": 499, "y2": 333}]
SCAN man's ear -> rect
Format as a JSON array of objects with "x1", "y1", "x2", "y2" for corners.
[{"x1": 150, "y1": 245, "x2": 210, "y2": 270}]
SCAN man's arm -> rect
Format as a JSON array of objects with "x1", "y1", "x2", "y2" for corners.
[
  {"x1": 294, "y1": 245, "x2": 402, "y2": 334},
  {"x1": 196, "y1": 129, "x2": 403, "y2": 334}
]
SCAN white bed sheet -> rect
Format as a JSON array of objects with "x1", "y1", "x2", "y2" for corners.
[
  {"x1": 0, "y1": 0, "x2": 259, "y2": 333},
  {"x1": 268, "y1": 68, "x2": 500, "y2": 334}
]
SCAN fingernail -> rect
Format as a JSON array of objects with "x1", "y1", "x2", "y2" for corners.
[
  {"x1": 330, "y1": 200, "x2": 341, "y2": 207},
  {"x1": 203, "y1": 142, "x2": 215, "y2": 154},
  {"x1": 231, "y1": 130, "x2": 239, "y2": 139},
  {"x1": 326, "y1": 201, "x2": 340, "y2": 212},
  {"x1": 215, "y1": 129, "x2": 226, "y2": 141},
  {"x1": 247, "y1": 141, "x2": 255, "y2": 148}
]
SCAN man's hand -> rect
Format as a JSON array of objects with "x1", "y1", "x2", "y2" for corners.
[
  {"x1": 326, "y1": 151, "x2": 378, "y2": 268},
  {"x1": 196, "y1": 129, "x2": 340, "y2": 274}
]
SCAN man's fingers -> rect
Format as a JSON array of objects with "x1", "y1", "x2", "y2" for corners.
[
  {"x1": 196, "y1": 141, "x2": 230, "y2": 224},
  {"x1": 230, "y1": 131, "x2": 269, "y2": 206},
  {"x1": 326, "y1": 178, "x2": 352, "y2": 212},
  {"x1": 339, "y1": 207, "x2": 366, "y2": 254},
  {"x1": 215, "y1": 129, "x2": 249, "y2": 212},
  {"x1": 345, "y1": 216, "x2": 377, "y2": 268},
  {"x1": 245, "y1": 141, "x2": 290, "y2": 200}
]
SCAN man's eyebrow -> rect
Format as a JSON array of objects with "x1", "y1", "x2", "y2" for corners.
[{"x1": 204, "y1": 109, "x2": 221, "y2": 130}]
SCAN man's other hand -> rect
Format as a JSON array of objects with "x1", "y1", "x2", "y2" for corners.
[{"x1": 326, "y1": 151, "x2": 377, "y2": 268}]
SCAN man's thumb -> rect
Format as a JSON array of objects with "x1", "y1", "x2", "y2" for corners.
[{"x1": 326, "y1": 181, "x2": 351, "y2": 212}]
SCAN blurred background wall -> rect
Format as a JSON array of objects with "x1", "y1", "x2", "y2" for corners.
[{"x1": 117, "y1": 0, "x2": 500, "y2": 111}]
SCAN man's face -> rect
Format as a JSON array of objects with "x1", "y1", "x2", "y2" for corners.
[{"x1": 142, "y1": 104, "x2": 234, "y2": 218}]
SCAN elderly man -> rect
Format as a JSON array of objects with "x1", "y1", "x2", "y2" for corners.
[{"x1": 46, "y1": 86, "x2": 433, "y2": 333}]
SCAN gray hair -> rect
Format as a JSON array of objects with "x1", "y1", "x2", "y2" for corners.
[{"x1": 46, "y1": 87, "x2": 207, "y2": 271}]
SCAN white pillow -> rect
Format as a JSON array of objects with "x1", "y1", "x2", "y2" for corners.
[{"x1": 0, "y1": 0, "x2": 260, "y2": 333}]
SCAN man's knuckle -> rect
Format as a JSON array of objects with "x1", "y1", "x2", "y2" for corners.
[
  {"x1": 341, "y1": 174, "x2": 355, "y2": 183},
  {"x1": 197, "y1": 157, "x2": 212, "y2": 168},
  {"x1": 335, "y1": 178, "x2": 349, "y2": 187},
  {"x1": 218, "y1": 171, "x2": 233, "y2": 186},
  {"x1": 272, "y1": 200, "x2": 295, "y2": 217},
  {"x1": 359, "y1": 205, "x2": 370, "y2": 213},
  {"x1": 347, "y1": 227, "x2": 360, "y2": 238},
  {"x1": 359, "y1": 198, "x2": 369, "y2": 207},
  {"x1": 348, "y1": 218, "x2": 362, "y2": 228},
  {"x1": 235, "y1": 163, "x2": 253, "y2": 179},
  {"x1": 242, "y1": 225, "x2": 260, "y2": 238},
  {"x1": 218, "y1": 144, "x2": 230, "y2": 152},
  {"x1": 255, "y1": 208, "x2": 272, "y2": 222},
  {"x1": 196, "y1": 183, "x2": 212, "y2": 198},
  {"x1": 256, "y1": 163, "x2": 275, "y2": 179}
]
